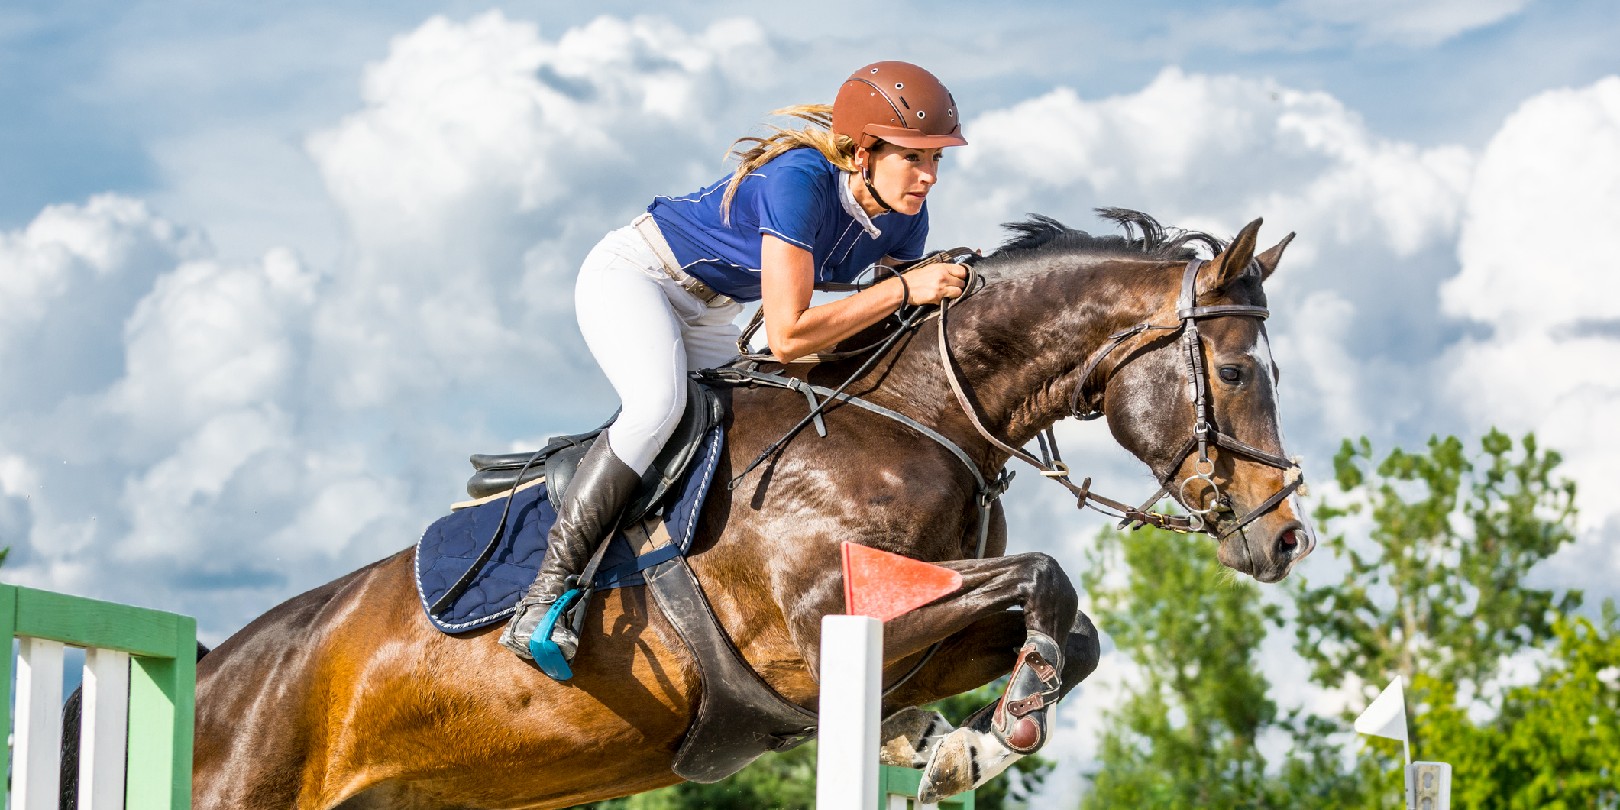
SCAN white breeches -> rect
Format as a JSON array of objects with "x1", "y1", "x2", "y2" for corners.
[{"x1": 574, "y1": 225, "x2": 743, "y2": 473}]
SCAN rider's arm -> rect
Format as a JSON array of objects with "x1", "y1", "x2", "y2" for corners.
[{"x1": 759, "y1": 235, "x2": 967, "y2": 364}]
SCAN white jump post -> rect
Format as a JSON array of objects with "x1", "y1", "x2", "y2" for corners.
[
  {"x1": 15, "y1": 635, "x2": 65, "y2": 808},
  {"x1": 816, "y1": 614, "x2": 885, "y2": 808}
]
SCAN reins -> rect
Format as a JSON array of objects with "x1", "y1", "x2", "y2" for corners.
[
  {"x1": 716, "y1": 249, "x2": 1305, "y2": 552},
  {"x1": 935, "y1": 257, "x2": 1304, "y2": 537}
]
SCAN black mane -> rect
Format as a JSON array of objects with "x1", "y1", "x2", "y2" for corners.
[{"x1": 988, "y1": 208, "x2": 1225, "y2": 262}]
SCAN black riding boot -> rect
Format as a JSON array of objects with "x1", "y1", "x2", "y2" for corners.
[{"x1": 499, "y1": 439, "x2": 641, "y2": 663}]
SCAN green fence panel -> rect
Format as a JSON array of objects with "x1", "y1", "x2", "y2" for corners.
[
  {"x1": 3, "y1": 583, "x2": 196, "y2": 810},
  {"x1": 878, "y1": 765, "x2": 976, "y2": 809}
]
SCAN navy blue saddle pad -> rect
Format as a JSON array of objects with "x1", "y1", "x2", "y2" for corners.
[{"x1": 415, "y1": 425, "x2": 724, "y2": 634}]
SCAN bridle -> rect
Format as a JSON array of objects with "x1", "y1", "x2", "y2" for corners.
[
  {"x1": 938, "y1": 256, "x2": 1305, "y2": 538},
  {"x1": 718, "y1": 251, "x2": 1306, "y2": 546}
]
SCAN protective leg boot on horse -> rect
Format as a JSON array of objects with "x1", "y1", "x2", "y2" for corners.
[
  {"x1": 498, "y1": 439, "x2": 641, "y2": 676},
  {"x1": 918, "y1": 633, "x2": 1065, "y2": 803}
]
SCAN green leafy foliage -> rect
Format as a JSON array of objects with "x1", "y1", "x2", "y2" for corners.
[
  {"x1": 1288, "y1": 429, "x2": 1607, "y2": 805},
  {"x1": 1420, "y1": 604, "x2": 1620, "y2": 809},
  {"x1": 1077, "y1": 429, "x2": 1610, "y2": 809},
  {"x1": 1293, "y1": 431, "x2": 1581, "y2": 746},
  {"x1": 1077, "y1": 524, "x2": 1293, "y2": 809},
  {"x1": 1302, "y1": 430, "x2": 1581, "y2": 703}
]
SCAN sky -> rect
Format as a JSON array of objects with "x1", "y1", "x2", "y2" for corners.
[{"x1": 3, "y1": 0, "x2": 1618, "y2": 804}]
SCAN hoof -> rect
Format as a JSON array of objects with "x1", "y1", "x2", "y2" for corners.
[
  {"x1": 879, "y1": 707, "x2": 953, "y2": 768},
  {"x1": 918, "y1": 720, "x2": 1022, "y2": 803},
  {"x1": 917, "y1": 727, "x2": 977, "y2": 803}
]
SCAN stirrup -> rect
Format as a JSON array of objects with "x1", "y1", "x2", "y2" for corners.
[{"x1": 530, "y1": 588, "x2": 583, "y2": 681}]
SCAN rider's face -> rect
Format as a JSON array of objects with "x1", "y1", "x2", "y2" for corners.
[{"x1": 857, "y1": 143, "x2": 945, "y2": 217}]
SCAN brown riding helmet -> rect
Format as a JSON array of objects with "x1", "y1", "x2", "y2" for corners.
[{"x1": 832, "y1": 61, "x2": 967, "y2": 150}]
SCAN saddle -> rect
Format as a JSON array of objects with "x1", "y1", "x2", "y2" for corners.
[
  {"x1": 466, "y1": 381, "x2": 724, "y2": 521},
  {"x1": 442, "y1": 379, "x2": 818, "y2": 780}
]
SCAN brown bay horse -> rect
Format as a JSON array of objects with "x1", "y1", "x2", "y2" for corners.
[{"x1": 189, "y1": 210, "x2": 1316, "y2": 808}]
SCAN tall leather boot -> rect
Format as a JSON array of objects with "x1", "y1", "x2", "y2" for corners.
[{"x1": 499, "y1": 439, "x2": 642, "y2": 668}]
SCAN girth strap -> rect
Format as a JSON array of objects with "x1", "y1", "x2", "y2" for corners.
[{"x1": 645, "y1": 555, "x2": 817, "y2": 782}]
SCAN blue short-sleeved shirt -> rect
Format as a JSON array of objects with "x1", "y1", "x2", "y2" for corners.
[{"x1": 646, "y1": 148, "x2": 928, "y2": 302}]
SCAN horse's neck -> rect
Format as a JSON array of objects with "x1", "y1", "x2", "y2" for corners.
[{"x1": 923, "y1": 256, "x2": 1182, "y2": 447}]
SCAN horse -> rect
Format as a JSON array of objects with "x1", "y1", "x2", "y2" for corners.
[{"x1": 186, "y1": 209, "x2": 1316, "y2": 809}]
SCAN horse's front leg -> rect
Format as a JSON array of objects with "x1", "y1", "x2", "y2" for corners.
[
  {"x1": 869, "y1": 552, "x2": 1097, "y2": 799},
  {"x1": 876, "y1": 609, "x2": 1100, "y2": 774}
]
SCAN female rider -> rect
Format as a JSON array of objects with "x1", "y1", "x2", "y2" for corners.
[{"x1": 500, "y1": 61, "x2": 972, "y2": 673}]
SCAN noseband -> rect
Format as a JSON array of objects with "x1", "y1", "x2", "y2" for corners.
[{"x1": 939, "y1": 258, "x2": 1305, "y2": 538}]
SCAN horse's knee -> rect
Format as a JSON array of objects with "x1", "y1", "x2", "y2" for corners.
[
  {"x1": 1021, "y1": 551, "x2": 1061, "y2": 580},
  {"x1": 1060, "y1": 612, "x2": 1101, "y2": 698},
  {"x1": 1018, "y1": 552, "x2": 1078, "y2": 623}
]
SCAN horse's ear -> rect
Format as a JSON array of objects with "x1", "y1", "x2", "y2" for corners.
[
  {"x1": 1254, "y1": 232, "x2": 1295, "y2": 282},
  {"x1": 1199, "y1": 217, "x2": 1262, "y2": 295}
]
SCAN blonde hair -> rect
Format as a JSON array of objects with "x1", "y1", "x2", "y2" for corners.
[{"x1": 719, "y1": 104, "x2": 859, "y2": 223}]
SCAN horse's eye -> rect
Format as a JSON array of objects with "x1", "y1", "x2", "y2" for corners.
[{"x1": 1218, "y1": 366, "x2": 1242, "y2": 384}]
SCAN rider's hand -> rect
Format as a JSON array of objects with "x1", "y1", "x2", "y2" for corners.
[{"x1": 901, "y1": 260, "x2": 970, "y2": 306}]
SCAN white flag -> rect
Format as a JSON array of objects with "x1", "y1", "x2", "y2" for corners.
[{"x1": 1353, "y1": 677, "x2": 1408, "y2": 741}]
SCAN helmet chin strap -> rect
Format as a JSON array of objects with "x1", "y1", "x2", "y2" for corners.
[{"x1": 861, "y1": 162, "x2": 895, "y2": 214}]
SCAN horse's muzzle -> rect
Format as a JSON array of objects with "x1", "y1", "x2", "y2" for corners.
[
  {"x1": 1259, "y1": 519, "x2": 1315, "y2": 583},
  {"x1": 1219, "y1": 518, "x2": 1315, "y2": 583}
]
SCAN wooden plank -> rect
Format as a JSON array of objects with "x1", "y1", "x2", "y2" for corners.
[
  {"x1": 878, "y1": 766, "x2": 975, "y2": 809},
  {"x1": 15, "y1": 636, "x2": 65, "y2": 810},
  {"x1": 125, "y1": 613, "x2": 196, "y2": 810},
  {"x1": 81, "y1": 647, "x2": 131, "y2": 810},
  {"x1": 0, "y1": 585, "x2": 16, "y2": 785},
  {"x1": 12, "y1": 586, "x2": 178, "y2": 657}
]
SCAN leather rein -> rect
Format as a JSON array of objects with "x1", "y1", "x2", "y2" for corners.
[
  {"x1": 935, "y1": 256, "x2": 1305, "y2": 538},
  {"x1": 719, "y1": 250, "x2": 1305, "y2": 547}
]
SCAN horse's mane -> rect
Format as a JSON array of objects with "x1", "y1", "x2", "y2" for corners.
[
  {"x1": 818, "y1": 208, "x2": 1229, "y2": 370},
  {"x1": 986, "y1": 208, "x2": 1225, "y2": 264}
]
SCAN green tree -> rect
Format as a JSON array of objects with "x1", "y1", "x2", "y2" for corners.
[
  {"x1": 1077, "y1": 524, "x2": 1300, "y2": 809},
  {"x1": 1291, "y1": 429, "x2": 1585, "y2": 801},
  {"x1": 1420, "y1": 602, "x2": 1620, "y2": 809},
  {"x1": 577, "y1": 679, "x2": 1051, "y2": 809}
]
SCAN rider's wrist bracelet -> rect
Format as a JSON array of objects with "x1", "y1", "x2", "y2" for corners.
[{"x1": 894, "y1": 272, "x2": 910, "y2": 311}]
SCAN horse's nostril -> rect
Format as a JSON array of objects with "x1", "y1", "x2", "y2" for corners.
[{"x1": 1279, "y1": 529, "x2": 1300, "y2": 550}]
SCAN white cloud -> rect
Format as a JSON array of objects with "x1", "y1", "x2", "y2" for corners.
[
  {"x1": 1444, "y1": 77, "x2": 1620, "y2": 333},
  {"x1": 0, "y1": 12, "x2": 787, "y2": 635},
  {"x1": 1286, "y1": 0, "x2": 1534, "y2": 47},
  {"x1": 1439, "y1": 77, "x2": 1620, "y2": 605},
  {"x1": 943, "y1": 67, "x2": 1470, "y2": 254},
  {"x1": 308, "y1": 12, "x2": 766, "y2": 248},
  {"x1": 304, "y1": 11, "x2": 772, "y2": 409},
  {"x1": 932, "y1": 67, "x2": 1473, "y2": 457},
  {"x1": 1441, "y1": 77, "x2": 1620, "y2": 525},
  {"x1": 0, "y1": 195, "x2": 208, "y2": 406},
  {"x1": 109, "y1": 249, "x2": 316, "y2": 442},
  {"x1": 1283, "y1": 291, "x2": 1370, "y2": 438}
]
